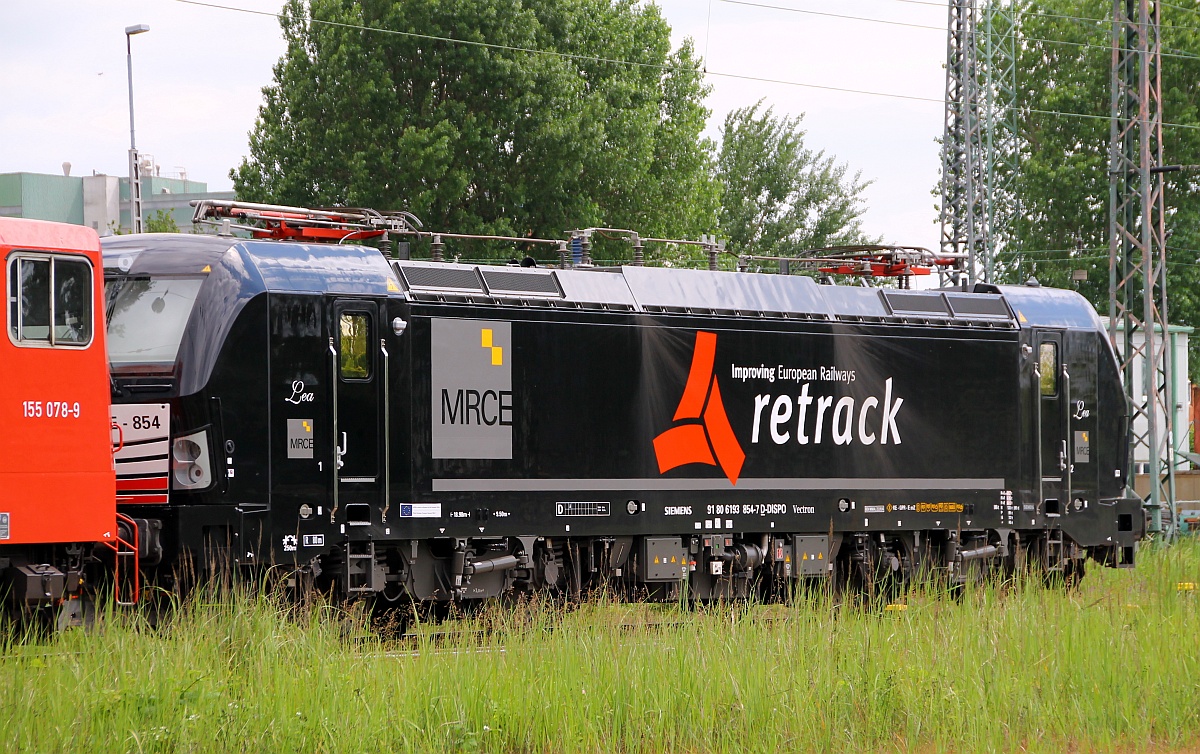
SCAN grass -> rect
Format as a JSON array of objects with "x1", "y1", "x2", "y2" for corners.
[{"x1": 3, "y1": 542, "x2": 1200, "y2": 753}]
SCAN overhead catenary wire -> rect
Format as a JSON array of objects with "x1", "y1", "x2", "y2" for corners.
[
  {"x1": 172, "y1": 0, "x2": 945, "y2": 104},
  {"x1": 997, "y1": 249, "x2": 1200, "y2": 269},
  {"x1": 720, "y1": 0, "x2": 1200, "y2": 64},
  {"x1": 809, "y1": 0, "x2": 1200, "y2": 35},
  {"x1": 719, "y1": 0, "x2": 946, "y2": 32},
  {"x1": 855, "y1": 0, "x2": 1112, "y2": 27},
  {"x1": 705, "y1": 0, "x2": 716, "y2": 65},
  {"x1": 1160, "y1": 0, "x2": 1200, "y2": 18},
  {"x1": 173, "y1": 0, "x2": 1200, "y2": 132}
]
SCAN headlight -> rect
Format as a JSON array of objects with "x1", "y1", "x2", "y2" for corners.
[{"x1": 172, "y1": 429, "x2": 213, "y2": 490}]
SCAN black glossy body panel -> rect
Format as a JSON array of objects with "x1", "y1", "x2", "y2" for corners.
[{"x1": 102, "y1": 235, "x2": 1140, "y2": 582}]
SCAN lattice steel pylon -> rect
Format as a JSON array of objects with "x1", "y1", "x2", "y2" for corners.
[
  {"x1": 939, "y1": 0, "x2": 1020, "y2": 285},
  {"x1": 939, "y1": 0, "x2": 986, "y2": 285},
  {"x1": 1108, "y1": 0, "x2": 1176, "y2": 537},
  {"x1": 980, "y1": 1, "x2": 1020, "y2": 281}
]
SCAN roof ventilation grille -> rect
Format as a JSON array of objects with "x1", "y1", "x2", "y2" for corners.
[{"x1": 399, "y1": 265, "x2": 485, "y2": 293}]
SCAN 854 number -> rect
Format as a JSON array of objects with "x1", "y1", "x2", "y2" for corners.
[{"x1": 131, "y1": 415, "x2": 161, "y2": 430}]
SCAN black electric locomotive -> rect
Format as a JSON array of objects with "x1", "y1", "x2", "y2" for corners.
[{"x1": 102, "y1": 229, "x2": 1143, "y2": 602}]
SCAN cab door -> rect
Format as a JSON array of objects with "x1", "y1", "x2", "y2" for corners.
[
  {"x1": 1035, "y1": 331, "x2": 1068, "y2": 514},
  {"x1": 330, "y1": 299, "x2": 382, "y2": 520}
]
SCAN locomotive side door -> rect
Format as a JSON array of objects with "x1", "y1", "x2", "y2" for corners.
[
  {"x1": 330, "y1": 299, "x2": 383, "y2": 518},
  {"x1": 1035, "y1": 330, "x2": 1068, "y2": 515}
]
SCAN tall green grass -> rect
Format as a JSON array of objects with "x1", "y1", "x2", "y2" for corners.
[{"x1": 3, "y1": 542, "x2": 1200, "y2": 753}]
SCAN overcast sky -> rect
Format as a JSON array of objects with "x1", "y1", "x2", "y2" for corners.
[{"x1": 0, "y1": 0, "x2": 948, "y2": 251}]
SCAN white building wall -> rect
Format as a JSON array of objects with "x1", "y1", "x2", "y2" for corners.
[
  {"x1": 82, "y1": 175, "x2": 120, "y2": 235},
  {"x1": 1107, "y1": 323, "x2": 1191, "y2": 468}
]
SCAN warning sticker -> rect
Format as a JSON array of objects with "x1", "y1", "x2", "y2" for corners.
[{"x1": 0, "y1": 513, "x2": 8, "y2": 540}]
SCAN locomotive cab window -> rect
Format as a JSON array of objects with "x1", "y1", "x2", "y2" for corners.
[
  {"x1": 1039, "y1": 342, "x2": 1058, "y2": 396},
  {"x1": 105, "y1": 276, "x2": 204, "y2": 369},
  {"x1": 7, "y1": 253, "x2": 93, "y2": 347},
  {"x1": 339, "y1": 312, "x2": 372, "y2": 380}
]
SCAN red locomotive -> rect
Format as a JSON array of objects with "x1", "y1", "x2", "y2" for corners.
[{"x1": 1, "y1": 217, "x2": 130, "y2": 625}]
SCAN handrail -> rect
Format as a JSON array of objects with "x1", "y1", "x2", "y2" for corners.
[
  {"x1": 329, "y1": 336, "x2": 340, "y2": 524},
  {"x1": 381, "y1": 337, "x2": 390, "y2": 524},
  {"x1": 102, "y1": 513, "x2": 140, "y2": 605}
]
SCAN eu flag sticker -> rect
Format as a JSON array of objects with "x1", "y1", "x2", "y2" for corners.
[{"x1": 399, "y1": 504, "x2": 442, "y2": 518}]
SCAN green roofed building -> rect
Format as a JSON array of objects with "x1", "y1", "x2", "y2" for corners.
[{"x1": 0, "y1": 167, "x2": 233, "y2": 234}]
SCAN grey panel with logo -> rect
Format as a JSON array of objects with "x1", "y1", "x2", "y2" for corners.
[
  {"x1": 1074, "y1": 430, "x2": 1090, "y2": 464},
  {"x1": 431, "y1": 318, "x2": 513, "y2": 459},
  {"x1": 287, "y1": 419, "x2": 315, "y2": 459}
]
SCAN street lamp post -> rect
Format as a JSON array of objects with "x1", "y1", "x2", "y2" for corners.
[{"x1": 125, "y1": 24, "x2": 149, "y2": 234}]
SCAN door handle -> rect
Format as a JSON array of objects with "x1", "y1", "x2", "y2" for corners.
[
  {"x1": 337, "y1": 431, "x2": 347, "y2": 469},
  {"x1": 1060, "y1": 440, "x2": 1068, "y2": 471}
]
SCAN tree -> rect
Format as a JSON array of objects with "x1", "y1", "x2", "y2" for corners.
[
  {"x1": 997, "y1": 0, "x2": 1114, "y2": 297},
  {"x1": 1000, "y1": 0, "x2": 1200, "y2": 377},
  {"x1": 233, "y1": 0, "x2": 719, "y2": 261},
  {"x1": 716, "y1": 101, "x2": 873, "y2": 259},
  {"x1": 146, "y1": 210, "x2": 179, "y2": 234}
]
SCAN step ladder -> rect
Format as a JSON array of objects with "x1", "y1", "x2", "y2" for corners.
[
  {"x1": 1045, "y1": 528, "x2": 1066, "y2": 573},
  {"x1": 345, "y1": 541, "x2": 379, "y2": 594}
]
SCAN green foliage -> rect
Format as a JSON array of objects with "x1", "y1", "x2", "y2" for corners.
[
  {"x1": 1000, "y1": 0, "x2": 1122, "y2": 296},
  {"x1": 338, "y1": 312, "x2": 370, "y2": 378},
  {"x1": 1001, "y1": 0, "x2": 1200, "y2": 375},
  {"x1": 145, "y1": 210, "x2": 180, "y2": 234},
  {"x1": 233, "y1": 0, "x2": 719, "y2": 262},
  {"x1": 5, "y1": 543, "x2": 1200, "y2": 751},
  {"x1": 717, "y1": 100, "x2": 874, "y2": 259},
  {"x1": 104, "y1": 211, "x2": 179, "y2": 236}
]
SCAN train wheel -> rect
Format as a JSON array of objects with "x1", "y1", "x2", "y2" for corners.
[
  {"x1": 1062, "y1": 557, "x2": 1087, "y2": 588},
  {"x1": 1002, "y1": 532, "x2": 1026, "y2": 583},
  {"x1": 369, "y1": 597, "x2": 413, "y2": 638}
]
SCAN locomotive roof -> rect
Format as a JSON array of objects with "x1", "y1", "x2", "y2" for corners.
[
  {"x1": 1, "y1": 216, "x2": 101, "y2": 254},
  {"x1": 397, "y1": 262, "x2": 1106, "y2": 333},
  {"x1": 99, "y1": 234, "x2": 1105, "y2": 333},
  {"x1": 991, "y1": 284, "x2": 1107, "y2": 331},
  {"x1": 395, "y1": 260, "x2": 1033, "y2": 329},
  {"x1": 102, "y1": 233, "x2": 397, "y2": 296}
]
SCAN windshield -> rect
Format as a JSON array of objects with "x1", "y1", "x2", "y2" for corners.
[{"x1": 105, "y1": 276, "x2": 204, "y2": 367}]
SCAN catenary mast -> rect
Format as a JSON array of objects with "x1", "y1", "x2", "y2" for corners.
[{"x1": 1108, "y1": 0, "x2": 1176, "y2": 537}]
